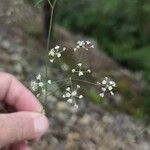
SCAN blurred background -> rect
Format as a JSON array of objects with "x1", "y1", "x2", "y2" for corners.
[{"x1": 0, "y1": 0, "x2": 150, "y2": 149}]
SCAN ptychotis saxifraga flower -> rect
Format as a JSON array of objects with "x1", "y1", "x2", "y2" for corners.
[
  {"x1": 72, "y1": 63, "x2": 91, "y2": 76},
  {"x1": 97, "y1": 77, "x2": 116, "y2": 98},
  {"x1": 62, "y1": 85, "x2": 83, "y2": 109},
  {"x1": 48, "y1": 45, "x2": 66, "y2": 63},
  {"x1": 74, "y1": 40, "x2": 94, "y2": 51},
  {"x1": 30, "y1": 74, "x2": 52, "y2": 97},
  {"x1": 30, "y1": 40, "x2": 117, "y2": 109}
]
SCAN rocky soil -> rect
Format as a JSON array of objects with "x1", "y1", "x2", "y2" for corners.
[{"x1": 0, "y1": 0, "x2": 150, "y2": 150}]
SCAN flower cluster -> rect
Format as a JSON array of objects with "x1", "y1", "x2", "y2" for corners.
[
  {"x1": 72, "y1": 63, "x2": 91, "y2": 76},
  {"x1": 62, "y1": 85, "x2": 83, "y2": 108},
  {"x1": 97, "y1": 77, "x2": 116, "y2": 98},
  {"x1": 74, "y1": 40, "x2": 94, "y2": 51},
  {"x1": 31, "y1": 40, "x2": 116, "y2": 109},
  {"x1": 30, "y1": 74, "x2": 51, "y2": 97},
  {"x1": 48, "y1": 45, "x2": 66, "y2": 63}
]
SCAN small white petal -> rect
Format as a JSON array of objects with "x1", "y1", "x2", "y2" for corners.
[
  {"x1": 63, "y1": 47, "x2": 66, "y2": 51},
  {"x1": 50, "y1": 59, "x2": 54, "y2": 63},
  {"x1": 66, "y1": 87, "x2": 71, "y2": 91},
  {"x1": 110, "y1": 91, "x2": 114, "y2": 95},
  {"x1": 87, "y1": 69, "x2": 91, "y2": 73},
  {"x1": 100, "y1": 93, "x2": 104, "y2": 98},
  {"x1": 66, "y1": 92, "x2": 71, "y2": 98},
  {"x1": 91, "y1": 45, "x2": 94, "y2": 48},
  {"x1": 102, "y1": 87, "x2": 106, "y2": 92},
  {"x1": 102, "y1": 80, "x2": 107, "y2": 85},
  {"x1": 62, "y1": 95, "x2": 66, "y2": 98},
  {"x1": 36, "y1": 74, "x2": 41, "y2": 80},
  {"x1": 97, "y1": 82, "x2": 101, "y2": 85},
  {"x1": 79, "y1": 95, "x2": 83, "y2": 99},
  {"x1": 72, "y1": 91, "x2": 77, "y2": 96},
  {"x1": 77, "y1": 63, "x2": 82, "y2": 67},
  {"x1": 48, "y1": 80, "x2": 52, "y2": 84},
  {"x1": 55, "y1": 45, "x2": 60, "y2": 49},
  {"x1": 30, "y1": 81, "x2": 38, "y2": 91},
  {"x1": 57, "y1": 53, "x2": 61, "y2": 58},
  {"x1": 67, "y1": 99, "x2": 73, "y2": 103},
  {"x1": 108, "y1": 86, "x2": 113, "y2": 91},
  {"x1": 77, "y1": 85, "x2": 80, "y2": 88},
  {"x1": 49, "y1": 50, "x2": 55, "y2": 56},
  {"x1": 72, "y1": 69, "x2": 75, "y2": 73},
  {"x1": 86, "y1": 41, "x2": 91, "y2": 45},
  {"x1": 79, "y1": 71, "x2": 84, "y2": 76},
  {"x1": 39, "y1": 82, "x2": 44, "y2": 87}
]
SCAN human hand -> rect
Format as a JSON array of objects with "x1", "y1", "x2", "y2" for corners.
[{"x1": 0, "y1": 73, "x2": 49, "y2": 150}]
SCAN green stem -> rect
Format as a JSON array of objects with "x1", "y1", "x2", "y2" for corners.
[
  {"x1": 72, "y1": 78, "x2": 98, "y2": 86},
  {"x1": 45, "y1": 0, "x2": 57, "y2": 103}
]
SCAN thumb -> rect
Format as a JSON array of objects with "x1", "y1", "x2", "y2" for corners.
[{"x1": 0, "y1": 112, "x2": 49, "y2": 148}]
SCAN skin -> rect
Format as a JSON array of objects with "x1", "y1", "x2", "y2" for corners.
[{"x1": 0, "y1": 72, "x2": 49, "y2": 150}]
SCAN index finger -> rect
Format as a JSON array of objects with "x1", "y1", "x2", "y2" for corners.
[{"x1": 0, "y1": 72, "x2": 43, "y2": 112}]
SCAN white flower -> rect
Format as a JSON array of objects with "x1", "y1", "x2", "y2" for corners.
[
  {"x1": 55, "y1": 45, "x2": 60, "y2": 49},
  {"x1": 48, "y1": 80, "x2": 52, "y2": 84},
  {"x1": 63, "y1": 47, "x2": 66, "y2": 51},
  {"x1": 72, "y1": 91, "x2": 77, "y2": 96},
  {"x1": 67, "y1": 99, "x2": 73, "y2": 104},
  {"x1": 66, "y1": 92, "x2": 71, "y2": 98},
  {"x1": 77, "y1": 63, "x2": 82, "y2": 67},
  {"x1": 102, "y1": 80, "x2": 107, "y2": 85},
  {"x1": 77, "y1": 85, "x2": 80, "y2": 88},
  {"x1": 39, "y1": 82, "x2": 44, "y2": 87},
  {"x1": 56, "y1": 53, "x2": 61, "y2": 58},
  {"x1": 49, "y1": 49, "x2": 55, "y2": 57},
  {"x1": 79, "y1": 95, "x2": 83, "y2": 99},
  {"x1": 36, "y1": 74, "x2": 41, "y2": 80},
  {"x1": 79, "y1": 71, "x2": 84, "y2": 76},
  {"x1": 71, "y1": 64, "x2": 91, "y2": 77},
  {"x1": 72, "y1": 69, "x2": 75, "y2": 73},
  {"x1": 87, "y1": 69, "x2": 91, "y2": 73},
  {"x1": 91, "y1": 45, "x2": 94, "y2": 48},
  {"x1": 97, "y1": 82, "x2": 101, "y2": 85},
  {"x1": 74, "y1": 40, "x2": 94, "y2": 51},
  {"x1": 48, "y1": 46, "x2": 66, "y2": 63},
  {"x1": 100, "y1": 93, "x2": 104, "y2": 98},
  {"x1": 86, "y1": 41, "x2": 91, "y2": 45},
  {"x1": 63, "y1": 85, "x2": 83, "y2": 108},
  {"x1": 66, "y1": 87, "x2": 71, "y2": 91},
  {"x1": 30, "y1": 81, "x2": 38, "y2": 91},
  {"x1": 98, "y1": 77, "x2": 116, "y2": 98},
  {"x1": 50, "y1": 59, "x2": 54, "y2": 63},
  {"x1": 102, "y1": 87, "x2": 106, "y2": 92},
  {"x1": 108, "y1": 86, "x2": 113, "y2": 91}
]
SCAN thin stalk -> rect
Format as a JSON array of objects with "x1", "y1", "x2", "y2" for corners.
[
  {"x1": 72, "y1": 78, "x2": 98, "y2": 86},
  {"x1": 45, "y1": 0, "x2": 57, "y2": 103},
  {"x1": 47, "y1": 0, "x2": 53, "y2": 8}
]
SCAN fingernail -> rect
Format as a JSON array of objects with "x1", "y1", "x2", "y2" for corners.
[
  {"x1": 34, "y1": 116, "x2": 49, "y2": 135},
  {"x1": 22, "y1": 146, "x2": 32, "y2": 150}
]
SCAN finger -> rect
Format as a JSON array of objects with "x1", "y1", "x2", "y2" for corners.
[
  {"x1": 0, "y1": 112, "x2": 49, "y2": 148},
  {"x1": 11, "y1": 141, "x2": 32, "y2": 150},
  {"x1": 0, "y1": 72, "x2": 43, "y2": 112}
]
